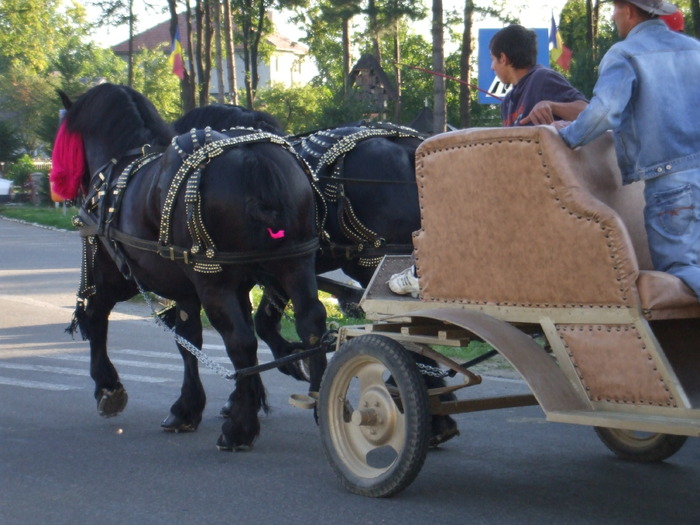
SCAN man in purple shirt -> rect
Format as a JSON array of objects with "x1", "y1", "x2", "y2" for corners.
[
  {"x1": 388, "y1": 25, "x2": 588, "y2": 297},
  {"x1": 490, "y1": 24, "x2": 588, "y2": 126}
]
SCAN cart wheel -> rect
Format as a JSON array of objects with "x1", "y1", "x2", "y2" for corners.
[
  {"x1": 594, "y1": 427, "x2": 688, "y2": 462},
  {"x1": 319, "y1": 335, "x2": 430, "y2": 498}
]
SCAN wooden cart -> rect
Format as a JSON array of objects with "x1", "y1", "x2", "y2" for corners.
[{"x1": 316, "y1": 126, "x2": 700, "y2": 497}]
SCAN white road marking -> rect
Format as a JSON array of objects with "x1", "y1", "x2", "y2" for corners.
[
  {"x1": 0, "y1": 376, "x2": 79, "y2": 391},
  {"x1": 0, "y1": 361, "x2": 168, "y2": 383}
]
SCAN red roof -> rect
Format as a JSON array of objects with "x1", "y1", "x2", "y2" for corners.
[{"x1": 111, "y1": 13, "x2": 307, "y2": 55}]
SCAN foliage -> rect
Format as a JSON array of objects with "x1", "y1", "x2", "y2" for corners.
[
  {"x1": 0, "y1": 0, "x2": 128, "y2": 155},
  {"x1": 4, "y1": 155, "x2": 36, "y2": 186},
  {"x1": 557, "y1": 0, "x2": 618, "y2": 98},
  {"x1": 0, "y1": 120, "x2": 23, "y2": 163},
  {"x1": 290, "y1": 1, "x2": 350, "y2": 94},
  {"x1": 131, "y1": 47, "x2": 183, "y2": 121},
  {"x1": 255, "y1": 82, "x2": 334, "y2": 133}
]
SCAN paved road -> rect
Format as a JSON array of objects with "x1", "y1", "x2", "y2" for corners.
[{"x1": 1, "y1": 218, "x2": 700, "y2": 525}]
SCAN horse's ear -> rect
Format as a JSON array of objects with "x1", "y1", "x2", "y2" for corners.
[{"x1": 58, "y1": 90, "x2": 72, "y2": 110}]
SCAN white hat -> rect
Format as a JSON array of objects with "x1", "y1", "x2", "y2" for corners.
[{"x1": 622, "y1": 0, "x2": 678, "y2": 16}]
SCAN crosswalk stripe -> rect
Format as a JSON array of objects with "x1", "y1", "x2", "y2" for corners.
[
  {"x1": 45, "y1": 353, "x2": 273, "y2": 375},
  {"x1": 114, "y1": 346, "x2": 273, "y2": 359},
  {"x1": 0, "y1": 346, "x2": 278, "y2": 392},
  {"x1": 0, "y1": 376, "x2": 79, "y2": 391},
  {"x1": 0, "y1": 362, "x2": 168, "y2": 383}
]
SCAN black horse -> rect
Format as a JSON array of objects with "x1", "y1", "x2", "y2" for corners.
[
  {"x1": 174, "y1": 106, "x2": 459, "y2": 446},
  {"x1": 55, "y1": 84, "x2": 327, "y2": 451},
  {"x1": 174, "y1": 108, "x2": 422, "y2": 371}
]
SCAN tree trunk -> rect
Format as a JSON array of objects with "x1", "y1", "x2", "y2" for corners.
[
  {"x1": 367, "y1": 0, "x2": 382, "y2": 64},
  {"x1": 185, "y1": 0, "x2": 197, "y2": 109},
  {"x1": 432, "y1": 0, "x2": 446, "y2": 134},
  {"x1": 223, "y1": 0, "x2": 238, "y2": 105},
  {"x1": 214, "y1": 0, "x2": 225, "y2": 103},
  {"x1": 168, "y1": 0, "x2": 194, "y2": 113},
  {"x1": 393, "y1": 22, "x2": 401, "y2": 123},
  {"x1": 127, "y1": 0, "x2": 134, "y2": 87},
  {"x1": 459, "y1": 0, "x2": 473, "y2": 129},
  {"x1": 198, "y1": 0, "x2": 213, "y2": 107},
  {"x1": 248, "y1": 1, "x2": 266, "y2": 107},
  {"x1": 342, "y1": 17, "x2": 351, "y2": 95},
  {"x1": 195, "y1": 0, "x2": 204, "y2": 106},
  {"x1": 691, "y1": 0, "x2": 700, "y2": 39},
  {"x1": 586, "y1": 0, "x2": 593, "y2": 48}
]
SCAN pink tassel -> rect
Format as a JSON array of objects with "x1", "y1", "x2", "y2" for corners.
[
  {"x1": 50, "y1": 122, "x2": 86, "y2": 200},
  {"x1": 267, "y1": 228, "x2": 285, "y2": 239}
]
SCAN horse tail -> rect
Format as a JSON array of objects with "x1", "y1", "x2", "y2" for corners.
[{"x1": 240, "y1": 146, "x2": 295, "y2": 232}]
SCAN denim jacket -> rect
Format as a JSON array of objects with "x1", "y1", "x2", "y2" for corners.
[{"x1": 559, "y1": 20, "x2": 700, "y2": 184}]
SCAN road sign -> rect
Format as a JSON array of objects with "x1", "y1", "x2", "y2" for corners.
[{"x1": 478, "y1": 28, "x2": 549, "y2": 104}]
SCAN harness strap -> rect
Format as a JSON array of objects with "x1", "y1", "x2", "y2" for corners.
[{"x1": 109, "y1": 229, "x2": 320, "y2": 266}]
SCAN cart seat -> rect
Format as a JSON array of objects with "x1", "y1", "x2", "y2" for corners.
[{"x1": 412, "y1": 126, "x2": 700, "y2": 321}]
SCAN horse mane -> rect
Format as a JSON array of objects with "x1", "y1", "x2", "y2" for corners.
[
  {"x1": 174, "y1": 104, "x2": 284, "y2": 136},
  {"x1": 66, "y1": 83, "x2": 174, "y2": 157}
]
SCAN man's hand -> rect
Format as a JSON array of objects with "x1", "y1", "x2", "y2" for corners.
[
  {"x1": 519, "y1": 101, "x2": 555, "y2": 125},
  {"x1": 519, "y1": 99, "x2": 587, "y2": 126}
]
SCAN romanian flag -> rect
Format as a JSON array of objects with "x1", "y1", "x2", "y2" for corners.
[
  {"x1": 169, "y1": 26, "x2": 185, "y2": 80},
  {"x1": 549, "y1": 14, "x2": 572, "y2": 72}
]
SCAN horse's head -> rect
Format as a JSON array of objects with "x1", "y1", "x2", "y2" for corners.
[
  {"x1": 173, "y1": 104, "x2": 285, "y2": 136},
  {"x1": 50, "y1": 83, "x2": 175, "y2": 201}
]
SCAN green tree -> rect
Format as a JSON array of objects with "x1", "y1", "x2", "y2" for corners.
[
  {"x1": 559, "y1": 0, "x2": 617, "y2": 98},
  {"x1": 131, "y1": 47, "x2": 183, "y2": 121},
  {"x1": 4, "y1": 154, "x2": 35, "y2": 186},
  {"x1": 0, "y1": 0, "x2": 63, "y2": 73},
  {"x1": 431, "y1": 0, "x2": 446, "y2": 133},
  {"x1": 291, "y1": 1, "x2": 352, "y2": 94},
  {"x1": 255, "y1": 82, "x2": 334, "y2": 133},
  {"x1": 0, "y1": 120, "x2": 23, "y2": 163},
  {"x1": 0, "y1": 1, "x2": 128, "y2": 155},
  {"x1": 232, "y1": 0, "x2": 309, "y2": 108}
]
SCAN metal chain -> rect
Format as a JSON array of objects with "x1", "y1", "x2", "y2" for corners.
[
  {"x1": 259, "y1": 284, "x2": 295, "y2": 322},
  {"x1": 137, "y1": 284, "x2": 236, "y2": 380},
  {"x1": 416, "y1": 362, "x2": 450, "y2": 378}
]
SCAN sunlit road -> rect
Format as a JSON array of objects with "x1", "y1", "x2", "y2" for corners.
[{"x1": 1, "y1": 217, "x2": 700, "y2": 525}]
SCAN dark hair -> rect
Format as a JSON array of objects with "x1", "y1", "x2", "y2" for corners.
[{"x1": 489, "y1": 24, "x2": 537, "y2": 69}]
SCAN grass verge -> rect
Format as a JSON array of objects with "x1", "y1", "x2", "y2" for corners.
[{"x1": 0, "y1": 203, "x2": 77, "y2": 230}]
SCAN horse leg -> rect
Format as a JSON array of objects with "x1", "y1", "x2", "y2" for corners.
[
  {"x1": 276, "y1": 265, "x2": 328, "y2": 396},
  {"x1": 253, "y1": 290, "x2": 308, "y2": 382},
  {"x1": 202, "y1": 289, "x2": 265, "y2": 451},
  {"x1": 84, "y1": 294, "x2": 128, "y2": 417},
  {"x1": 161, "y1": 298, "x2": 206, "y2": 433}
]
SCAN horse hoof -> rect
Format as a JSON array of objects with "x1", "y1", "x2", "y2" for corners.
[
  {"x1": 216, "y1": 434, "x2": 252, "y2": 452},
  {"x1": 161, "y1": 413, "x2": 197, "y2": 433},
  {"x1": 219, "y1": 400, "x2": 232, "y2": 418},
  {"x1": 429, "y1": 415, "x2": 460, "y2": 448},
  {"x1": 97, "y1": 387, "x2": 128, "y2": 417}
]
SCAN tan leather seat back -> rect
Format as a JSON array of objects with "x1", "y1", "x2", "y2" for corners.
[{"x1": 412, "y1": 126, "x2": 646, "y2": 307}]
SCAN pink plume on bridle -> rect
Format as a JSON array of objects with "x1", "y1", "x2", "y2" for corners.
[{"x1": 50, "y1": 121, "x2": 87, "y2": 200}]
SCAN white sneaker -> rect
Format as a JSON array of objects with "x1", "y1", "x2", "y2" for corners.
[{"x1": 387, "y1": 265, "x2": 419, "y2": 297}]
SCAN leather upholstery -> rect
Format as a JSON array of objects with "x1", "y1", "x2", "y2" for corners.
[{"x1": 412, "y1": 126, "x2": 700, "y2": 317}]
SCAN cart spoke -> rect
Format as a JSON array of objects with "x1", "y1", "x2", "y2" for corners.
[{"x1": 356, "y1": 362, "x2": 388, "y2": 394}]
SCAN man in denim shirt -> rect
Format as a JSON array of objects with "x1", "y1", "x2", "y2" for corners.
[{"x1": 559, "y1": 0, "x2": 700, "y2": 299}]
